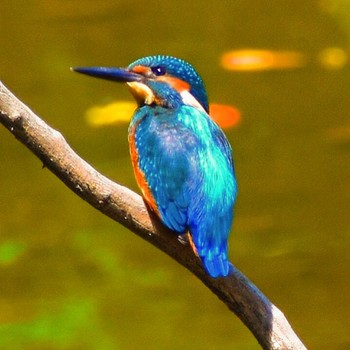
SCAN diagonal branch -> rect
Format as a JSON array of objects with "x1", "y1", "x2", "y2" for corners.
[{"x1": 0, "y1": 81, "x2": 307, "y2": 350}]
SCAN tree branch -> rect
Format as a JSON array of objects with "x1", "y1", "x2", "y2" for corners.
[{"x1": 0, "y1": 81, "x2": 307, "y2": 350}]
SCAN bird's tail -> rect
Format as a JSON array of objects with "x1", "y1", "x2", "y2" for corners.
[
  {"x1": 188, "y1": 228, "x2": 231, "y2": 278},
  {"x1": 202, "y1": 253, "x2": 230, "y2": 278}
]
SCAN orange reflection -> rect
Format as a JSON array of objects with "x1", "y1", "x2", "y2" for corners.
[
  {"x1": 221, "y1": 49, "x2": 305, "y2": 71},
  {"x1": 210, "y1": 103, "x2": 241, "y2": 129}
]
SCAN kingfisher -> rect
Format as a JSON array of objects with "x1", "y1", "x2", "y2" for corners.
[{"x1": 73, "y1": 55, "x2": 237, "y2": 278}]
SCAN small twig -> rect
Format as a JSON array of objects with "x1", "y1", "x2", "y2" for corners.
[{"x1": 0, "y1": 81, "x2": 307, "y2": 350}]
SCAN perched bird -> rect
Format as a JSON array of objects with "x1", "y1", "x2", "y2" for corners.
[{"x1": 73, "y1": 55, "x2": 237, "y2": 278}]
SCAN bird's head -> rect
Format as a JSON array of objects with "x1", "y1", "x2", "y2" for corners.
[{"x1": 73, "y1": 55, "x2": 209, "y2": 113}]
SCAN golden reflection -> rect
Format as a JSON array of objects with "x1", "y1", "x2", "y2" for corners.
[
  {"x1": 85, "y1": 101, "x2": 136, "y2": 126},
  {"x1": 318, "y1": 47, "x2": 348, "y2": 69}
]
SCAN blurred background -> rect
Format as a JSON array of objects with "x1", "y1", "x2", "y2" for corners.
[{"x1": 1, "y1": 1, "x2": 350, "y2": 349}]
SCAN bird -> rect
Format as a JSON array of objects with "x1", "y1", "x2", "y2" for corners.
[{"x1": 73, "y1": 55, "x2": 237, "y2": 278}]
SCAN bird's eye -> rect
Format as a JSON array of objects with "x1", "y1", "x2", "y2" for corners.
[{"x1": 151, "y1": 66, "x2": 166, "y2": 76}]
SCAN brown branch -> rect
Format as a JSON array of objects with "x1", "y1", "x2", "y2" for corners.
[{"x1": 0, "y1": 81, "x2": 307, "y2": 350}]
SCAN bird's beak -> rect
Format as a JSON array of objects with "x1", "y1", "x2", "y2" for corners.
[
  {"x1": 71, "y1": 66, "x2": 142, "y2": 83},
  {"x1": 72, "y1": 66, "x2": 155, "y2": 106}
]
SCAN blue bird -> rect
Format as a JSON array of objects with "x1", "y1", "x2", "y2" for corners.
[{"x1": 73, "y1": 55, "x2": 237, "y2": 278}]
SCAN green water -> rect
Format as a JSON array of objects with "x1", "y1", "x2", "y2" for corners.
[{"x1": 1, "y1": 1, "x2": 350, "y2": 349}]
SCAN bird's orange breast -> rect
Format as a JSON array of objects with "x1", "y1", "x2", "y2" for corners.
[{"x1": 128, "y1": 124, "x2": 160, "y2": 216}]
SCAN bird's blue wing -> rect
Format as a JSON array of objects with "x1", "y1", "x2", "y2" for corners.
[{"x1": 131, "y1": 107, "x2": 196, "y2": 233}]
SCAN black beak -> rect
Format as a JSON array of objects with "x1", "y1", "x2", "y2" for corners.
[{"x1": 71, "y1": 66, "x2": 142, "y2": 83}]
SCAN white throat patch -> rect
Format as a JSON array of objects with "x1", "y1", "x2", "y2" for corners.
[{"x1": 180, "y1": 90, "x2": 206, "y2": 113}]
